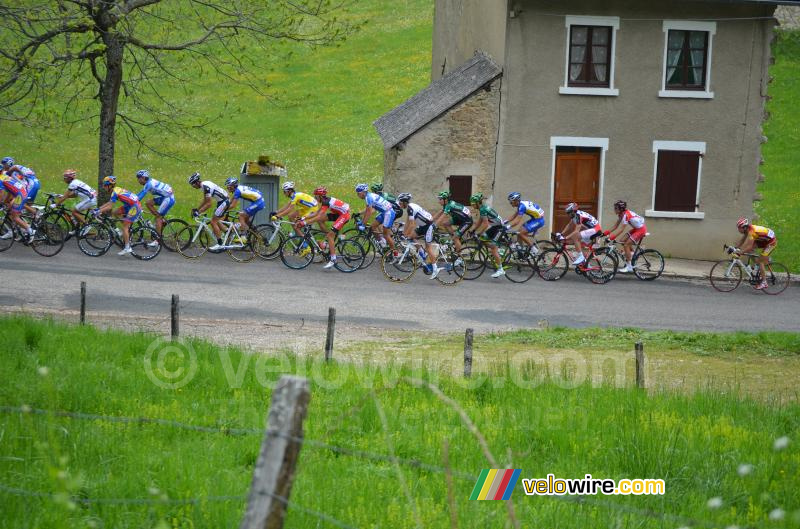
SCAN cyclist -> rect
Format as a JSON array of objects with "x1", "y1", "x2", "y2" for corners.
[
  {"x1": 2, "y1": 157, "x2": 40, "y2": 217},
  {"x1": 272, "y1": 181, "x2": 319, "y2": 238},
  {"x1": 732, "y1": 217, "x2": 777, "y2": 290},
  {"x1": 188, "y1": 172, "x2": 229, "y2": 251},
  {"x1": 225, "y1": 176, "x2": 264, "y2": 244},
  {"x1": 356, "y1": 182, "x2": 396, "y2": 254},
  {"x1": 561, "y1": 202, "x2": 602, "y2": 266},
  {"x1": 136, "y1": 169, "x2": 175, "y2": 238},
  {"x1": 604, "y1": 200, "x2": 647, "y2": 273},
  {"x1": 94, "y1": 176, "x2": 141, "y2": 256},
  {"x1": 53, "y1": 169, "x2": 97, "y2": 231},
  {"x1": 306, "y1": 186, "x2": 351, "y2": 269},
  {"x1": 432, "y1": 190, "x2": 472, "y2": 253},
  {"x1": 370, "y1": 182, "x2": 403, "y2": 221},
  {"x1": 397, "y1": 192, "x2": 440, "y2": 279},
  {"x1": 470, "y1": 192, "x2": 507, "y2": 278},
  {"x1": 505, "y1": 192, "x2": 545, "y2": 251},
  {"x1": 1, "y1": 169, "x2": 33, "y2": 241}
]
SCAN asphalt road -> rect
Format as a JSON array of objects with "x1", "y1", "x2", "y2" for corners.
[{"x1": 1, "y1": 243, "x2": 798, "y2": 333}]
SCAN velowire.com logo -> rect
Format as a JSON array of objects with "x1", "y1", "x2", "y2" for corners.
[{"x1": 469, "y1": 469, "x2": 521, "y2": 501}]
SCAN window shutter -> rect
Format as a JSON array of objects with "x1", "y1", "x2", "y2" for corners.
[
  {"x1": 448, "y1": 175, "x2": 472, "y2": 206},
  {"x1": 654, "y1": 150, "x2": 700, "y2": 212}
]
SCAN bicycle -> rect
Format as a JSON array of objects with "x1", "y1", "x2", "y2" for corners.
[
  {"x1": 597, "y1": 233, "x2": 665, "y2": 281},
  {"x1": 279, "y1": 224, "x2": 365, "y2": 272},
  {"x1": 77, "y1": 212, "x2": 161, "y2": 260},
  {"x1": 460, "y1": 229, "x2": 553, "y2": 282},
  {"x1": 536, "y1": 232, "x2": 618, "y2": 284},
  {"x1": 381, "y1": 234, "x2": 465, "y2": 285},
  {"x1": 0, "y1": 205, "x2": 65, "y2": 257},
  {"x1": 251, "y1": 217, "x2": 294, "y2": 260},
  {"x1": 141, "y1": 214, "x2": 189, "y2": 253},
  {"x1": 709, "y1": 245, "x2": 790, "y2": 295},
  {"x1": 176, "y1": 213, "x2": 264, "y2": 263},
  {"x1": 340, "y1": 212, "x2": 388, "y2": 270}
]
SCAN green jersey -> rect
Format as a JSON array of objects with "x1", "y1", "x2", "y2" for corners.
[
  {"x1": 443, "y1": 200, "x2": 471, "y2": 222},
  {"x1": 479, "y1": 204, "x2": 504, "y2": 226}
]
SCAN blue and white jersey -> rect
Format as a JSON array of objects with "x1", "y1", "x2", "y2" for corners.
[
  {"x1": 9, "y1": 165, "x2": 36, "y2": 184},
  {"x1": 232, "y1": 185, "x2": 263, "y2": 203},
  {"x1": 365, "y1": 192, "x2": 391, "y2": 213},
  {"x1": 137, "y1": 178, "x2": 174, "y2": 201},
  {"x1": 517, "y1": 200, "x2": 544, "y2": 220}
]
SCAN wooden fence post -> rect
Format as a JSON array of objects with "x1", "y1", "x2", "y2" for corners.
[
  {"x1": 324, "y1": 307, "x2": 336, "y2": 361},
  {"x1": 79, "y1": 282, "x2": 86, "y2": 325},
  {"x1": 635, "y1": 342, "x2": 645, "y2": 389},
  {"x1": 171, "y1": 295, "x2": 179, "y2": 339},
  {"x1": 464, "y1": 328, "x2": 473, "y2": 378},
  {"x1": 240, "y1": 376, "x2": 311, "y2": 529}
]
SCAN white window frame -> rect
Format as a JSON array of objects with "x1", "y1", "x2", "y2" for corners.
[
  {"x1": 560, "y1": 16, "x2": 620, "y2": 97},
  {"x1": 549, "y1": 136, "x2": 609, "y2": 228},
  {"x1": 659, "y1": 20, "x2": 716, "y2": 99},
  {"x1": 646, "y1": 140, "x2": 706, "y2": 219}
]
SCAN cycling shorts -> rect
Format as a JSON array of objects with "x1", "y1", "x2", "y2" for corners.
[
  {"x1": 243, "y1": 199, "x2": 265, "y2": 218},
  {"x1": 580, "y1": 226, "x2": 602, "y2": 244},
  {"x1": 118, "y1": 204, "x2": 142, "y2": 224},
  {"x1": 214, "y1": 199, "x2": 229, "y2": 218},
  {"x1": 25, "y1": 180, "x2": 40, "y2": 203},
  {"x1": 485, "y1": 224, "x2": 504, "y2": 242},
  {"x1": 154, "y1": 195, "x2": 176, "y2": 216},
  {"x1": 523, "y1": 217, "x2": 545, "y2": 235},
  {"x1": 758, "y1": 239, "x2": 777, "y2": 257},
  {"x1": 376, "y1": 208, "x2": 396, "y2": 229},
  {"x1": 75, "y1": 197, "x2": 97, "y2": 212},
  {"x1": 454, "y1": 218, "x2": 473, "y2": 237},
  {"x1": 325, "y1": 210, "x2": 350, "y2": 231},
  {"x1": 11, "y1": 192, "x2": 27, "y2": 212},
  {"x1": 414, "y1": 223, "x2": 435, "y2": 244},
  {"x1": 628, "y1": 225, "x2": 647, "y2": 243}
]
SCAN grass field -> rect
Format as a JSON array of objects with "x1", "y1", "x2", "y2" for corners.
[{"x1": 1, "y1": 316, "x2": 798, "y2": 528}]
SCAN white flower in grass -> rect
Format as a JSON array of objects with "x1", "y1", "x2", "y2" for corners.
[
  {"x1": 20, "y1": 404, "x2": 31, "y2": 413},
  {"x1": 37, "y1": 366, "x2": 49, "y2": 376},
  {"x1": 769, "y1": 509, "x2": 785, "y2": 521},
  {"x1": 725, "y1": 525, "x2": 739, "y2": 529},
  {"x1": 148, "y1": 487, "x2": 160, "y2": 496},
  {"x1": 737, "y1": 463, "x2": 754, "y2": 476},
  {"x1": 773, "y1": 436, "x2": 790, "y2": 451},
  {"x1": 707, "y1": 497, "x2": 724, "y2": 509}
]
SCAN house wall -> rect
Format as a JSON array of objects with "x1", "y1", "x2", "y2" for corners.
[
  {"x1": 432, "y1": 0, "x2": 508, "y2": 80},
  {"x1": 384, "y1": 78, "x2": 501, "y2": 212},
  {"x1": 495, "y1": 0, "x2": 774, "y2": 260}
]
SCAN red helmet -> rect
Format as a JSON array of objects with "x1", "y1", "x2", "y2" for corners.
[
  {"x1": 737, "y1": 217, "x2": 750, "y2": 230},
  {"x1": 63, "y1": 169, "x2": 77, "y2": 181},
  {"x1": 313, "y1": 186, "x2": 328, "y2": 197}
]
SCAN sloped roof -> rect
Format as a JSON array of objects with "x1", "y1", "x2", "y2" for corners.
[{"x1": 373, "y1": 51, "x2": 502, "y2": 149}]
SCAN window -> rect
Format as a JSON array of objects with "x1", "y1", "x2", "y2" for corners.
[
  {"x1": 560, "y1": 16, "x2": 619, "y2": 96},
  {"x1": 448, "y1": 175, "x2": 472, "y2": 206},
  {"x1": 660, "y1": 21, "x2": 715, "y2": 99},
  {"x1": 646, "y1": 141, "x2": 706, "y2": 219}
]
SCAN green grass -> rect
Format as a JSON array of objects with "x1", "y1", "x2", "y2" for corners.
[
  {"x1": 761, "y1": 30, "x2": 800, "y2": 271},
  {"x1": 1, "y1": 316, "x2": 799, "y2": 528}
]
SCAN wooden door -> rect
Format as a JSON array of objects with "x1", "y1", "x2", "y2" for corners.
[
  {"x1": 448, "y1": 175, "x2": 472, "y2": 206},
  {"x1": 553, "y1": 151, "x2": 600, "y2": 231}
]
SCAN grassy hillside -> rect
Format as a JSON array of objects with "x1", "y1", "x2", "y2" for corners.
[{"x1": 1, "y1": 316, "x2": 798, "y2": 528}]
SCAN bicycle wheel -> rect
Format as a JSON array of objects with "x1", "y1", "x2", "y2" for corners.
[
  {"x1": 253, "y1": 223, "x2": 284, "y2": 260},
  {"x1": 176, "y1": 226, "x2": 209, "y2": 259},
  {"x1": 459, "y1": 242, "x2": 488, "y2": 280},
  {"x1": 536, "y1": 249, "x2": 569, "y2": 281},
  {"x1": 633, "y1": 249, "x2": 665, "y2": 281},
  {"x1": 591, "y1": 248, "x2": 618, "y2": 283},
  {"x1": 762, "y1": 262, "x2": 791, "y2": 295},
  {"x1": 582, "y1": 255, "x2": 614, "y2": 284},
  {"x1": 161, "y1": 219, "x2": 189, "y2": 252},
  {"x1": 280, "y1": 234, "x2": 314, "y2": 269},
  {"x1": 130, "y1": 226, "x2": 161, "y2": 260},
  {"x1": 709, "y1": 260, "x2": 742, "y2": 292},
  {"x1": 0, "y1": 216, "x2": 16, "y2": 252},
  {"x1": 42, "y1": 211, "x2": 74, "y2": 242},
  {"x1": 342, "y1": 228, "x2": 377, "y2": 269},
  {"x1": 502, "y1": 247, "x2": 537, "y2": 283},
  {"x1": 226, "y1": 230, "x2": 255, "y2": 263},
  {"x1": 435, "y1": 250, "x2": 465, "y2": 286},
  {"x1": 334, "y1": 238, "x2": 365, "y2": 272},
  {"x1": 381, "y1": 248, "x2": 417, "y2": 282},
  {"x1": 310, "y1": 230, "x2": 330, "y2": 264},
  {"x1": 77, "y1": 221, "x2": 111, "y2": 256},
  {"x1": 30, "y1": 221, "x2": 65, "y2": 257}
]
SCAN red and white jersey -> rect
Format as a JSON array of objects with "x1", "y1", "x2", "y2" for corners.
[
  {"x1": 571, "y1": 210, "x2": 599, "y2": 229},
  {"x1": 620, "y1": 209, "x2": 645, "y2": 229},
  {"x1": 324, "y1": 197, "x2": 350, "y2": 215}
]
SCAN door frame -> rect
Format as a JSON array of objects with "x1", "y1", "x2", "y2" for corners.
[{"x1": 549, "y1": 136, "x2": 609, "y2": 228}]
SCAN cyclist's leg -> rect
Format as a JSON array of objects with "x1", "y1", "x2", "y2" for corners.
[
  {"x1": 382, "y1": 209, "x2": 396, "y2": 250},
  {"x1": 155, "y1": 196, "x2": 175, "y2": 234},
  {"x1": 210, "y1": 200, "x2": 227, "y2": 240},
  {"x1": 122, "y1": 206, "x2": 141, "y2": 247}
]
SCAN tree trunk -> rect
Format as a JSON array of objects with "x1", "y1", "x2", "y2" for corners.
[{"x1": 97, "y1": 32, "x2": 124, "y2": 202}]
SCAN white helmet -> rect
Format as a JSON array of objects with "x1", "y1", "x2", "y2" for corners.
[{"x1": 282, "y1": 181, "x2": 295, "y2": 191}]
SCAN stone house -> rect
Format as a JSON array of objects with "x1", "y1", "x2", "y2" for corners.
[{"x1": 373, "y1": 0, "x2": 794, "y2": 259}]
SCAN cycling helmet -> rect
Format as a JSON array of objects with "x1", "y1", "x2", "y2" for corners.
[
  {"x1": 282, "y1": 181, "x2": 295, "y2": 191},
  {"x1": 737, "y1": 217, "x2": 750, "y2": 230},
  {"x1": 370, "y1": 182, "x2": 383, "y2": 193},
  {"x1": 614, "y1": 200, "x2": 627, "y2": 211},
  {"x1": 437, "y1": 190, "x2": 451, "y2": 200},
  {"x1": 313, "y1": 186, "x2": 328, "y2": 197},
  {"x1": 62, "y1": 169, "x2": 77, "y2": 181},
  {"x1": 507, "y1": 192, "x2": 521, "y2": 202},
  {"x1": 102, "y1": 175, "x2": 117, "y2": 186},
  {"x1": 135, "y1": 169, "x2": 150, "y2": 180},
  {"x1": 1, "y1": 157, "x2": 14, "y2": 168},
  {"x1": 397, "y1": 192, "x2": 412, "y2": 202},
  {"x1": 564, "y1": 202, "x2": 578, "y2": 214},
  {"x1": 355, "y1": 183, "x2": 369, "y2": 193},
  {"x1": 469, "y1": 192, "x2": 484, "y2": 204},
  {"x1": 188, "y1": 172, "x2": 201, "y2": 185},
  {"x1": 225, "y1": 176, "x2": 239, "y2": 187}
]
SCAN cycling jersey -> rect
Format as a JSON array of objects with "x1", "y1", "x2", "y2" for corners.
[
  {"x1": 571, "y1": 210, "x2": 600, "y2": 229},
  {"x1": 137, "y1": 178, "x2": 174, "y2": 201},
  {"x1": 201, "y1": 181, "x2": 228, "y2": 201},
  {"x1": 365, "y1": 192, "x2": 391, "y2": 213},
  {"x1": 443, "y1": 200, "x2": 471, "y2": 224},
  {"x1": 380, "y1": 192, "x2": 403, "y2": 216},
  {"x1": 620, "y1": 209, "x2": 645, "y2": 229},
  {"x1": 8, "y1": 165, "x2": 35, "y2": 180},
  {"x1": 517, "y1": 200, "x2": 544, "y2": 219},
  {"x1": 321, "y1": 197, "x2": 350, "y2": 216},
  {"x1": 68, "y1": 179, "x2": 97, "y2": 200},
  {"x1": 407, "y1": 203, "x2": 433, "y2": 225},
  {"x1": 749, "y1": 225, "x2": 776, "y2": 246},
  {"x1": 110, "y1": 187, "x2": 140, "y2": 207},
  {"x1": 479, "y1": 204, "x2": 505, "y2": 226},
  {"x1": 232, "y1": 185, "x2": 263, "y2": 203},
  {"x1": 2, "y1": 175, "x2": 25, "y2": 195}
]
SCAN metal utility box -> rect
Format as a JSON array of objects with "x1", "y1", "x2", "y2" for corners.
[{"x1": 240, "y1": 158, "x2": 287, "y2": 226}]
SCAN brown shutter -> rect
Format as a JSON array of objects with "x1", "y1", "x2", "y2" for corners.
[
  {"x1": 654, "y1": 150, "x2": 700, "y2": 212},
  {"x1": 448, "y1": 175, "x2": 472, "y2": 206}
]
